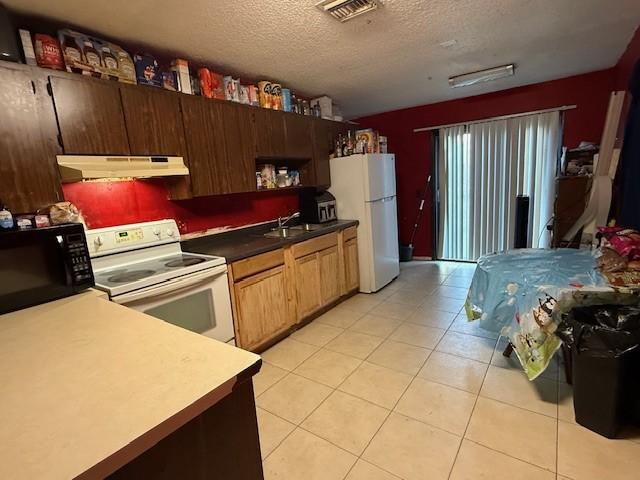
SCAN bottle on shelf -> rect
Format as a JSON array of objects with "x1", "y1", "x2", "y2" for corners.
[
  {"x1": 335, "y1": 134, "x2": 343, "y2": 157},
  {"x1": 346, "y1": 131, "x2": 354, "y2": 156}
]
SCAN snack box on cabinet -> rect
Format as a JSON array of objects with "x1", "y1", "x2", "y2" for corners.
[
  {"x1": 134, "y1": 53, "x2": 162, "y2": 87},
  {"x1": 311, "y1": 95, "x2": 333, "y2": 119},
  {"x1": 57, "y1": 29, "x2": 135, "y2": 83},
  {"x1": 355, "y1": 129, "x2": 379, "y2": 154}
]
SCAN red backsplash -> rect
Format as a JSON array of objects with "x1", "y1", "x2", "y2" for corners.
[{"x1": 62, "y1": 179, "x2": 300, "y2": 234}]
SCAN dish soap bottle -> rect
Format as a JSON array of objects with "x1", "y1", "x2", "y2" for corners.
[{"x1": 0, "y1": 201, "x2": 14, "y2": 230}]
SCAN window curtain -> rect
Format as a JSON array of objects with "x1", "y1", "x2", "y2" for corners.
[{"x1": 438, "y1": 111, "x2": 561, "y2": 261}]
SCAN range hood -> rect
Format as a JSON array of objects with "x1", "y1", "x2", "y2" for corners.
[{"x1": 57, "y1": 155, "x2": 189, "y2": 182}]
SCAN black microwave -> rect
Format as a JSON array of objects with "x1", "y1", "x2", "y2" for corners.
[{"x1": 0, "y1": 223, "x2": 94, "y2": 315}]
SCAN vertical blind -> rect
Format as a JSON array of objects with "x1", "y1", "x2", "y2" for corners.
[{"x1": 438, "y1": 111, "x2": 561, "y2": 261}]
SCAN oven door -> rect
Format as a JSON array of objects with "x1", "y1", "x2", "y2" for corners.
[{"x1": 111, "y1": 265, "x2": 235, "y2": 344}]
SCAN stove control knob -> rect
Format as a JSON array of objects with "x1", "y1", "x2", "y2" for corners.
[
  {"x1": 166, "y1": 228, "x2": 175, "y2": 237},
  {"x1": 152, "y1": 228, "x2": 161, "y2": 237},
  {"x1": 93, "y1": 235, "x2": 104, "y2": 247}
]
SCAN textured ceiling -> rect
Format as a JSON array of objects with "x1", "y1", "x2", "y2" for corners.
[{"x1": 6, "y1": 0, "x2": 640, "y2": 117}]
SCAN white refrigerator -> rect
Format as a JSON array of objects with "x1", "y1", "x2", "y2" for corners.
[{"x1": 329, "y1": 153, "x2": 400, "y2": 293}]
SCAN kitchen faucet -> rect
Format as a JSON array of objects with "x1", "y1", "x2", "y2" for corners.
[{"x1": 277, "y1": 212, "x2": 300, "y2": 228}]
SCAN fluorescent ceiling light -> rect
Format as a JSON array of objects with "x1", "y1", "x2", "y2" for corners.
[
  {"x1": 316, "y1": 0, "x2": 380, "y2": 22},
  {"x1": 449, "y1": 64, "x2": 515, "y2": 88}
]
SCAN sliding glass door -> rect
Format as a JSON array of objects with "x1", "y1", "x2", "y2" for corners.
[{"x1": 437, "y1": 111, "x2": 561, "y2": 261}]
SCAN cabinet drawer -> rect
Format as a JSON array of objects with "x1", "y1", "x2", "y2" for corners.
[
  {"x1": 232, "y1": 249, "x2": 285, "y2": 281},
  {"x1": 291, "y1": 233, "x2": 338, "y2": 259},
  {"x1": 343, "y1": 226, "x2": 357, "y2": 241}
]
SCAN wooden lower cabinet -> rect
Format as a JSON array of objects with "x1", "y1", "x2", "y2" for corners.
[
  {"x1": 230, "y1": 228, "x2": 359, "y2": 351},
  {"x1": 294, "y1": 253, "x2": 323, "y2": 320},
  {"x1": 319, "y1": 245, "x2": 341, "y2": 305},
  {"x1": 343, "y1": 238, "x2": 360, "y2": 294},
  {"x1": 232, "y1": 265, "x2": 293, "y2": 351}
]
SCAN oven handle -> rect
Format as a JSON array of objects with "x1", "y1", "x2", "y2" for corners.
[{"x1": 112, "y1": 264, "x2": 228, "y2": 304}]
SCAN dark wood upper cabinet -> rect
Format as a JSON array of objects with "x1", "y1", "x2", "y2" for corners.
[
  {"x1": 50, "y1": 76, "x2": 130, "y2": 155},
  {"x1": 120, "y1": 85, "x2": 187, "y2": 157},
  {"x1": 254, "y1": 108, "x2": 286, "y2": 158},
  {"x1": 180, "y1": 96, "x2": 228, "y2": 196},
  {"x1": 217, "y1": 102, "x2": 257, "y2": 193},
  {"x1": 312, "y1": 119, "x2": 333, "y2": 188},
  {"x1": 0, "y1": 65, "x2": 62, "y2": 212},
  {"x1": 283, "y1": 114, "x2": 313, "y2": 158}
]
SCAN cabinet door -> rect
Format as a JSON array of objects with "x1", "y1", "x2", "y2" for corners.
[
  {"x1": 120, "y1": 85, "x2": 187, "y2": 156},
  {"x1": 217, "y1": 102, "x2": 256, "y2": 193},
  {"x1": 344, "y1": 237, "x2": 360, "y2": 293},
  {"x1": 0, "y1": 67, "x2": 62, "y2": 212},
  {"x1": 234, "y1": 266, "x2": 292, "y2": 350},
  {"x1": 312, "y1": 119, "x2": 333, "y2": 187},
  {"x1": 294, "y1": 253, "x2": 322, "y2": 321},
  {"x1": 254, "y1": 108, "x2": 286, "y2": 158},
  {"x1": 50, "y1": 76, "x2": 130, "y2": 155},
  {"x1": 284, "y1": 114, "x2": 313, "y2": 158},
  {"x1": 319, "y1": 245, "x2": 341, "y2": 306},
  {"x1": 180, "y1": 96, "x2": 227, "y2": 196}
]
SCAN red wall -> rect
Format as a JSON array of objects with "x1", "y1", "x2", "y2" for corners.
[
  {"x1": 63, "y1": 180, "x2": 300, "y2": 235},
  {"x1": 356, "y1": 69, "x2": 617, "y2": 257}
]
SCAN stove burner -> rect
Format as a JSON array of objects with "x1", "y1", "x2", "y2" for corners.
[
  {"x1": 108, "y1": 270, "x2": 156, "y2": 283},
  {"x1": 165, "y1": 257, "x2": 206, "y2": 268}
]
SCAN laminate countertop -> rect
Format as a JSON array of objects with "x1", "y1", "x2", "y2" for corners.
[
  {"x1": 182, "y1": 219, "x2": 358, "y2": 263},
  {"x1": 0, "y1": 290, "x2": 261, "y2": 480}
]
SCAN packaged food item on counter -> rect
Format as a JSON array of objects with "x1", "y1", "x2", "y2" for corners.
[
  {"x1": 34, "y1": 34, "x2": 65, "y2": 70},
  {"x1": 134, "y1": 53, "x2": 162, "y2": 87},
  {"x1": 248, "y1": 85, "x2": 259, "y2": 106},
  {"x1": 598, "y1": 227, "x2": 640, "y2": 260},
  {"x1": 281, "y1": 88, "x2": 292, "y2": 112},
  {"x1": 170, "y1": 58, "x2": 192, "y2": 94},
  {"x1": 198, "y1": 67, "x2": 213, "y2": 98},
  {"x1": 34, "y1": 214, "x2": 50, "y2": 228},
  {"x1": 0, "y1": 201, "x2": 13, "y2": 230},
  {"x1": 58, "y1": 29, "x2": 135, "y2": 83},
  {"x1": 19, "y1": 29, "x2": 37, "y2": 66},
  {"x1": 48, "y1": 202, "x2": 82, "y2": 225},
  {"x1": 597, "y1": 247, "x2": 628, "y2": 272},
  {"x1": 271, "y1": 83, "x2": 282, "y2": 110},
  {"x1": 210, "y1": 72, "x2": 225, "y2": 99},
  {"x1": 355, "y1": 129, "x2": 379, "y2": 154},
  {"x1": 162, "y1": 71, "x2": 177, "y2": 91},
  {"x1": 16, "y1": 215, "x2": 34, "y2": 230},
  {"x1": 239, "y1": 85, "x2": 251, "y2": 105},
  {"x1": 258, "y1": 81, "x2": 272, "y2": 108}
]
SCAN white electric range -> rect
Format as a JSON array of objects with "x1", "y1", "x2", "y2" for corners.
[{"x1": 86, "y1": 219, "x2": 235, "y2": 344}]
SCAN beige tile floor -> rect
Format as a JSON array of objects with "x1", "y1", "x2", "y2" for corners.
[{"x1": 255, "y1": 261, "x2": 640, "y2": 480}]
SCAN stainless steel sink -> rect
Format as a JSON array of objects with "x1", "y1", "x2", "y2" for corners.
[
  {"x1": 263, "y1": 227, "x2": 306, "y2": 239},
  {"x1": 290, "y1": 223, "x2": 324, "y2": 232}
]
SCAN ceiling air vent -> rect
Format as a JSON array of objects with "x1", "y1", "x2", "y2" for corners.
[{"x1": 316, "y1": 0, "x2": 381, "y2": 22}]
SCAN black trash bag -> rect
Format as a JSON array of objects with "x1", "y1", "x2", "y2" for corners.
[
  {"x1": 556, "y1": 304, "x2": 640, "y2": 438},
  {"x1": 556, "y1": 305, "x2": 640, "y2": 357}
]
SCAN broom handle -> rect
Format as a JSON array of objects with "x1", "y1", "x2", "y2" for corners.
[{"x1": 408, "y1": 175, "x2": 431, "y2": 247}]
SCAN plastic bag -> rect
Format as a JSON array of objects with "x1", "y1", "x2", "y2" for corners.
[{"x1": 556, "y1": 305, "x2": 640, "y2": 358}]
